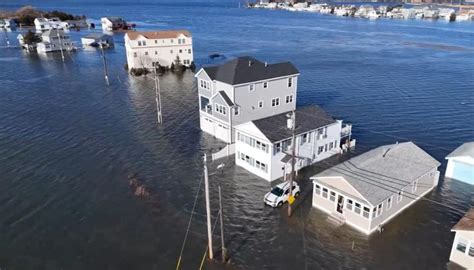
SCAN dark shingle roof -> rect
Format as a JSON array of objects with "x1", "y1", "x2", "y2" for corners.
[
  {"x1": 203, "y1": 56, "x2": 299, "y2": 85},
  {"x1": 252, "y1": 105, "x2": 336, "y2": 143},
  {"x1": 218, "y1": 91, "x2": 234, "y2": 106},
  {"x1": 83, "y1": 33, "x2": 111, "y2": 39},
  {"x1": 452, "y1": 208, "x2": 474, "y2": 231},
  {"x1": 312, "y1": 142, "x2": 441, "y2": 206}
]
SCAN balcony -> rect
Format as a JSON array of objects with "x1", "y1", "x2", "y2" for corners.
[{"x1": 341, "y1": 123, "x2": 352, "y2": 138}]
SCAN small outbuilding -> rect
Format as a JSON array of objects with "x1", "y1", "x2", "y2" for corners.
[
  {"x1": 81, "y1": 33, "x2": 114, "y2": 48},
  {"x1": 311, "y1": 142, "x2": 440, "y2": 235},
  {"x1": 445, "y1": 142, "x2": 474, "y2": 185},
  {"x1": 448, "y1": 208, "x2": 474, "y2": 269}
]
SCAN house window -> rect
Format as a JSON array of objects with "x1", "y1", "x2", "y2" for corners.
[
  {"x1": 318, "y1": 146, "x2": 324, "y2": 154},
  {"x1": 315, "y1": 184, "x2": 321, "y2": 195},
  {"x1": 324, "y1": 144, "x2": 328, "y2": 152},
  {"x1": 300, "y1": 133, "x2": 308, "y2": 145},
  {"x1": 271, "y1": 98, "x2": 280, "y2": 107},
  {"x1": 469, "y1": 245, "x2": 474, "y2": 257},
  {"x1": 145, "y1": 51, "x2": 148, "y2": 55},
  {"x1": 274, "y1": 143, "x2": 281, "y2": 154},
  {"x1": 155, "y1": 40, "x2": 157, "y2": 44},
  {"x1": 143, "y1": 41, "x2": 146, "y2": 46},
  {"x1": 412, "y1": 180, "x2": 418, "y2": 193},
  {"x1": 397, "y1": 190, "x2": 403, "y2": 203},
  {"x1": 170, "y1": 50, "x2": 174, "y2": 54},
  {"x1": 249, "y1": 84, "x2": 255, "y2": 92},
  {"x1": 456, "y1": 238, "x2": 467, "y2": 253},
  {"x1": 179, "y1": 49, "x2": 183, "y2": 53},
  {"x1": 155, "y1": 51, "x2": 158, "y2": 55},
  {"x1": 138, "y1": 41, "x2": 142, "y2": 46},
  {"x1": 354, "y1": 203, "x2": 361, "y2": 214},
  {"x1": 285, "y1": 95, "x2": 293, "y2": 103},
  {"x1": 234, "y1": 107, "x2": 240, "y2": 116},
  {"x1": 171, "y1": 39, "x2": 174, "y2": 43},
  {"x1": 329, "y1": 191, "x2": 336, "y2": 202},
  {"x1": 377, "y1": 204, "x2": 383, "y2": 216},
  {"x1": 322, "y1": 188, "x2": 328, "y2": 198},
  {"x1": 387, "y1": 196, "x2": 393, "y2": 210},
  {"x1": 263, "y1": 82, "x2": 268, "y2": 88},
  {"x1": 346, "y1": 199, "x2": 353, "y2": 210},
  {"x1": 288, "y1": 77, "x2": 293, "y2": 87},
  {"x1": 329, "y1": 142, "x2": 334, "y2": 150},
  {"x1": 372, "y1": 207, "x2": 377, "y2": 218},
  {"x1": 215, "y1": 104, "x2": 226, "y2": 115},
  {"x1": 363, "y1": 207, "x2": 370, "y2": 218},
  {"x1": 178, "y1": 39, "x2": 181, "y2": 44},
  {"x1": 133, "y1": 52, "x2": 137, "y2": 58},
  {"x1": 188, "y1": 49, "x2": 192, "y2": 54},
  {"x1": 258, "y1": 101, "x2": 263, "y2": 108}
]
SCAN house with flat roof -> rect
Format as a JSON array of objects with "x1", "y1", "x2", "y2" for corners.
[
  {"x1": 81, "y1": 33, "x2": 114, "y2": 48},
  {"x1": 124, "y1": 30, "x2": 193, "y2": 70},
  {"x1": 195, "y1": 56, "x2": 300, "y2": 143},
  {"x1": 449, "y1": 208, "x2": 474, "y2": 269},
  {"x1": 311, "y1": 142, "x2": 440, "y2": 235},
  {"x1": 445, "y1": 142, "x2": 474, "y2": 185},
  {"x1": 235, "y1": 105, "x2": 353, "y2": 181}
]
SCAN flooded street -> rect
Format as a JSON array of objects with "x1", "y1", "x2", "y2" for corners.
[{"x1": 0, "y1": 0, "x2": 473, "y2": 269}]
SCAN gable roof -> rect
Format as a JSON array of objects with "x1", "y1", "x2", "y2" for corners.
[
  {"x1": 252, "y1": 105, "x2": 336, "y2": 143},
  {"x1": 452, "y1": 208, "x2": 474, "y2": 231},
  {"x1": 42, "y1": 29, "x2": 68, "y2": 37},
  {"x1": 202, "y1": 56, "x2": 299, "y2": 85},
  {"x1": 312, "y1": 142, "x2": 440, "y2": 206},
  {"x1": 126, "y1": 30, "x2": 191, "y2": 40},
  {"x1": 446, "y1": 142, "x2": 474, "y2": 159},
  {"x1": 218, "y1": 91, "x2": 234, "y2": 106},
  {"x1": 105, "y1": 17, "x2": 125, "y2": 23},
  {"x1": 83, "y1": 33, "x2": 111, "y2": 39}
]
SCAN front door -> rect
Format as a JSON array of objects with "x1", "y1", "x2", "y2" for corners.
[{"x1": 337, "y1": 195, "x2": 344, "y2": 214}]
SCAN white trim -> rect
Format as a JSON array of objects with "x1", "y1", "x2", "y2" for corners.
[
  {"x1": 312, "y1": 177, "x2": 373, "y2": 207},
  {"x1": 232, "y1": 73, "x2": 301, "y2": 87}
]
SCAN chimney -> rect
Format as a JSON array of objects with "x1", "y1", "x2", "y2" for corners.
[
  {"x1": 248, "y1": 60, "x2": 252, "y2": 67},
  {"x1": 287, "y1": 114, "x2": 294, "y2": 130},
  {"x1": 265, "y1": 62, "x2": 268, "y2": 67}
]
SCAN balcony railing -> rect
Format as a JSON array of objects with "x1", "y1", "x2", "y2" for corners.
[{"x1": 341, "y1": 123, "x2": 352, "y2": 137}]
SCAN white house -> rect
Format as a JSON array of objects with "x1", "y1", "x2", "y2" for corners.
[
  {"x1": 101, "y1": 17, "x2": 128, "y2": 32},
  {"x1": 81, "y1": 33, "x2": 114, "y2": 48},
  {"x1": 196, "y1": 56, "x2": 300, "y2": 144},
  {"x1": 124, "y1": 30, "x2": 193, "y2": 70},
  {"x1": 234, "y1": 105, "x2": 353, "y2": 181},
  {"x1": 311, "y1": 142, "x2": 440, "y2": 235},
  {"x1": 0, "y1": 19, "x2": 16, "y2": 29},
  {"x1": 449, "y1": 208, "x2": 474, "y2": 269},
  {"x1": 34, "y1": 17, "x2": 69, "y2": 32},
  {"x1": 37, "y1": 29, "x2": 74, "y2": 53},
  {"x1": 445, "y1": 142, "x2": 474, "y2": 185}
]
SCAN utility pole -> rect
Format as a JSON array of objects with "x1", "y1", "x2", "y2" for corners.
[
  {"x1": 100, "y1": 43, "x2": 109, "y2": 86},
  {"x1": 218, "y1": 185, "x2": 227, "y2": 263},
  {"x1": 154, "y1": 67, "x2": 163, "y2": 125},
  {"x1": 4, "y1": 29, "x2": 10, "y2": 47},
  {"x1": 288, "y1": 110, "x2": 296, "y2": 217},
  {"x1": 56, "y1": 30, "x2": 65, "y2": 62},
  {"x1": 203, "y1": 154, "x2": 214, "y2": 259}
]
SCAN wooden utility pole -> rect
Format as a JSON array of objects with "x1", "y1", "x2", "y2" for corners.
[
  {"x1": 218, "y1": 185, "x2": 227, "y2": 262},
  {"x1": 288, "y1": 110, "x2": 296, "y2": 217},
  {"x1": 100, "y1": 43, "x2": 109, "y2": 86},
  {"x1": 154, "y1": 68, "x2": 163, "y2": 125},
  {"x1": 203, "y1": 154, "x2": 214, "y2": 259},
  {"x1": 56, "y1": 30, "x2": 65, "y2": 62}
]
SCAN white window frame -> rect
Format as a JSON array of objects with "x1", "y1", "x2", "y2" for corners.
[
  {"x1": 288, "y1": 77, "x2": 293, "y2": 87},
  {"x1": 234, "y1": 107, "x2": 240, "y2": 116},
  {"x1": 263, "y1": 82, "x2": 268, "y2": 88},
  {"x1": 285, "y1": 95, "x2": 293, "y2": 104},
  {"x1": 397, "y1": 190, "x2": 403, "y2": 203},
  {"x1": 258, "y1": 100, "x2": 264, "y2": 108},
  {"x1": 271, "y1": 98, "x2": 280, "y2": 107},
  {"x1": 249, "y1": 84, "x2": 255, "y2": 92},
  {"x1": 387, "y1": 196, "x2": 393, "y2": 210}
]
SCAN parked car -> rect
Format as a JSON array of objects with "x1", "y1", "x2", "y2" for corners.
[{"x1": 264, "y1": 181, "x2": 301, "y2": 207}]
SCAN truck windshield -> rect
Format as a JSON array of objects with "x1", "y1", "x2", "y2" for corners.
[{"x1": 271, "y1": 187, "x2": 284, "y2": 196}]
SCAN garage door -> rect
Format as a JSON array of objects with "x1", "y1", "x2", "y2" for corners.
[
  {"x1": 452, "y1": 161, "x2": 474, "y2": 184},
  {"x1": 215, "y1": 123, "x2": 229, "y2": 142}
]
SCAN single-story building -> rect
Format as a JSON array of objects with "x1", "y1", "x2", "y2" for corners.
[
  {"x1": 311, "y1": 142, "x2": 440, "y2": 235},
  {"x1": 81, "y1": 33, "x2": 114, "y2": 48},
  {"x1": 445, "y1": 142, "x2": 474, "y2": 185},
  {"x1": 448, "y1": 208, "x2": 474, "y2": 269},
  {"x1": 235, "y1": 105, "x2": 354, "y2": 181}
]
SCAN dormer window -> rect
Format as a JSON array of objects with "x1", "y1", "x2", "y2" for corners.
[
  {"x1": 143, "y1": 41, "x2": 146, "y2": 46},
  {"x1": 249, "y1": 84, "x2": 255, "y2": 92},
  {"x1": 288, "y1": 77, "x2": 293, "y2": 87},
  {"x1": 138, "y1": 41, "x2": 142, "y2": 46},
  {"x1": 263, "y1": 82, "x2": 268, "y2": 88}
]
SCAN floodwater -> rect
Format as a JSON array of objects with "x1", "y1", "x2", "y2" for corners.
[{"x1": 0, "y1": 1, "x2": 473, "y2": 269}]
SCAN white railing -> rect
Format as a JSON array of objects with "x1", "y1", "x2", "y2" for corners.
[
  {"x1": 341, "y1": 124, "x2": 352, "y2": 137},
  {"x1": 211, "y1": 143, "x2": 235, "y2": 161}
]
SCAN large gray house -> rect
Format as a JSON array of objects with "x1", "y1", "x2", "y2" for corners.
[
  {"x1": 195, "y1": 56, "x2": 300, "y2": 143},
  {"x1": 311, "y1": 142, "x2": 440, "y2": 235}
]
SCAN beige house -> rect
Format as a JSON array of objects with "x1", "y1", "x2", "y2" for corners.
[
  {"x1": 311, "y1": 142, "x2": 440, "y2": 235},
  {"x1": 449, "y1": 208, "x2": 474, "y2": 269}
]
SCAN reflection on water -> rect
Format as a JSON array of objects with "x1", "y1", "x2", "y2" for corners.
[{"x1": 0, "y1": 1, "x2": 473, "y2": 269}]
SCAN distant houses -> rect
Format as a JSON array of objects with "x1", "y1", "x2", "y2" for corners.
[
  {"x1": 445, "y1": 142, "x2": 474, "y2": 185},
  {"x1": 36, "y1": 29, "x2": 74, "y2": 53},
  {"x1": 311, "y1": 142, "x2": 440, "y2": 235},
  {"x1": 0, "y1": 18, "x2": 16, "y2": 29},
  {"x1": 124, "y1": 30, "x2": 193, "y2": 71},
  {"x1": 195, "y1": 56, "x2": 300, "y2": 144},
  {"x1": 101, "y1": 17, "x2": 132, "y2": 32},
  {"x1": 34, "y1": 17, "x2": 69, "y2": 32},
  {"x1": 448, "y1": 208, "x2": 474, "y2": 269},
  {"x1": 235, "y1": 106, "x2": 352, "y2": 181}
]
